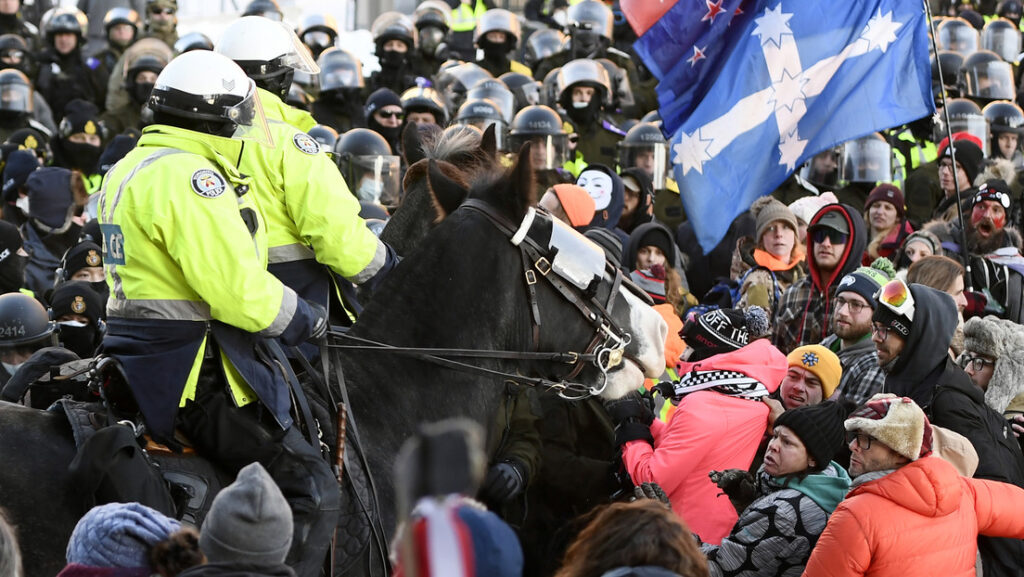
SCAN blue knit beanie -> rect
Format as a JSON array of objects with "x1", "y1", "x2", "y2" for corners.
[{"x1": 66, "y1": 502, "x2": 181, "y2": 569}]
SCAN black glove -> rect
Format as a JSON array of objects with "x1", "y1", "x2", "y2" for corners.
[
  {"x1": 614, "y1": 421, "x2": 654, "y2": 447},
  {"x1": 709, "y1": 469, "x2": 756, "y2": 514},
  {"x1": 307, "y1": 300, "x2": 329, "y2": 342},
  {"x1": 632, "y1": 482, "x2": 671, "y2": 509},
  {"x1": 480, "y1": 460, "x2": 526, "y2": 504},
  {"x1": 604, "y1": 392, "x2": 655, "y2": 426}
]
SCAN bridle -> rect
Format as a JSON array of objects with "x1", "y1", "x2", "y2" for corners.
[{"x1": 327, "y1": 198, "x2": 651, "y2": 399}]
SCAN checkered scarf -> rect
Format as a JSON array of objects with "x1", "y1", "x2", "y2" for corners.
[{"x1": 665, "y1": 369, "x2": 771, "y2": 402}]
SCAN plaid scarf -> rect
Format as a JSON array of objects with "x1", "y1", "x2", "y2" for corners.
[{"x1": 657, "y1": 369, "x2": 771, "y2": 403}]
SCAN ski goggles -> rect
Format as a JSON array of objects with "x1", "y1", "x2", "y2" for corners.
[{"x1": 875, "y1": 279, "x2": 915, "y2": 322}]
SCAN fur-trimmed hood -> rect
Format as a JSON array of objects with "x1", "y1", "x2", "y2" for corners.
[{"x1": 963, "y1": 315, "x2": 1024, "y2": 414}]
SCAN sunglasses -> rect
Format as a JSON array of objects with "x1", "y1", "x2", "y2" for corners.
[
  {"x1": 876, "y1": 279, "x2": 915, "y2": 321},
  {"x1": 957, "y1": 353, "x2": 996, "y2": 372},
  {"x1": 811, "y1": 228, "x2": 848, "y2": 245},
  {"x1": 376, "y1": 110, "x2": 403, "y2": 119},
  {"x1": 150, "y1": 8, "x2": 175, "y2": 15}
]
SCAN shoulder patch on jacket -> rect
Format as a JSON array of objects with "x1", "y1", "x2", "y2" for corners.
[
  {"x1": 292, "y1": 132, "x2": 320, "y2": 155},
  {"x1": 190, "y1": 169, "x2": 227, "y2": 198},
  {"x1": 86, "y1": 57, "x2": 100, "y2": 70}
]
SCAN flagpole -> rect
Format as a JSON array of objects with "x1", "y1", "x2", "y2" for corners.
[{"x1": 922, "y1": 0, "x2": 974, "y2": 292}]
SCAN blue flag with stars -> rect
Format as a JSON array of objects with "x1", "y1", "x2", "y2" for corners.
[{"x1": 635, "y1": 0, "x2": 933, "y2": 252}]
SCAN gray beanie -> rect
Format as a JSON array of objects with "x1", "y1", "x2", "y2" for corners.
[
  {"x1": 200, "y1": 462, "x2": 293, "y2": 566},
  {"x1": 750, "y1": 196, "x2": 799, "y2": 245},
  {"x1": 963, "y1": 315, "x2": 1024, "y2": 415},
  {"x1": 66, "y1": 502, "x2": 180, "y2": 568}
]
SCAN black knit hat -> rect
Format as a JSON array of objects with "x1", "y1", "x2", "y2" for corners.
[
  {"x1": 58, "y1": 99, "x2": 103, "y2": 139},
  {"x1": 364, "y1": 88, "x2": 402, "y2": 120},
  {"x1": 59, "y1": 241, "x2": 103, "y2": 283},
  {"x1": 50, "y1": 280, "x2": 103, "y2": 325},
  {"x1": 634, "y1": 227, "x2": 674, "y2": 270},
  {"x1": 774, "y1": 401, "x2": 849, "y2": 472},
  {"x1": 680, "y1": 306, "x2": 770, "y2": 362}
]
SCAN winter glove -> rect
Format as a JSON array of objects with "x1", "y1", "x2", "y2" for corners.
[
  {"x1": 480, "y1": 460, "x2": 526, "y2": 504},
  {"x1": 604, "y1": 391, "x2": 655, "y2": 426},
  {"x1": 615, "y1": 421, "x2": 654, "y2": 447},
  {"x1": 709, "y1": 469, "x2": 756, "y2": 514},
  {"x1": 631, "y1": 482, "x2": 671, "y2": 509},
  {"x1": 306, "y1": 300, "x2": 329, "y2": 343}
]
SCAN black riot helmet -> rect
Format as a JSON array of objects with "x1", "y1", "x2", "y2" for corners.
[
  {"x1": 998, "y1": 0, "x2": 1023, "y2": 26},
  {"x1": 508, "y1": 105, "x2": 568, "y2": 170},
  {"x1": 413, "y1": 0, "x2": 451, "y2": 58},
  {"x1": 524, "y1": 28, "x2": 566, "y2": 68},
  {"x1": 499, "y1": 71, "x2": 541, "y2": 112},
  {"x1": 984, "y1": 100, "x2": 1024, "y2": 159},
  {"x1": 474, "y1": 9, "x2": 521, "y2": 53},
  {"x1": 567, "y1": 0, "x2": 613, "y2": 57},
  {"x1": 937, "y1": 17, "x2": 980, "y2": 56},
  {"x1": 371, "y1": 11, "x2": 417, "y2": 53},
  {"x1": 0, "y1": 293, "x2": 56, "y2": 349},
  {"x1": 936, "y1": 97, "x2": 988, "y2": 152},
  {"x1": 932, "y1": 50, "x2": 964, "y2": 99},
  {"x1": 617, "y1": 122, "x2": 669, "y2": 189},
  {"x1": 297, "y1": 13, "x2": 339, "y2": 59},
  {"x1": 308, "y1": 124, "x2": 339, "y2": 150},
  {"x1": 467, "y1": 78, "x2": 514, "y2": 123},
  {"x1": 981, "y1": 18, "x2": 1021, "y2": 64},
  {"x1": 434, "y1": 61, "x2": 493, "y2": 114},
  {"x1": 318, "y1": 47, "x2": 364, "y2": 93},
  {"x1": 173, "y1": 31, "x2": 212, "y2": 54},
  {"x1": 456, "y1": 98, "x2": 508, "y2": 150},
  {"x1": 401, "y1": 84, "x2": 448, "y2": 125},
  {"x1": 334, "y1": 128, "x2": 401, "y2": 207},
  {"x1": 959, "y1": 49, "x2": 1015, "y2": 105},
  {"x1": 43, "y1": 7, "x2": 88, "y2": 47},
  {"x1": 103, "y1": 7, "x2": 140, "y2": 44},
  {"x1": 242, "y1": 0, "x2": 283, "y2": 21},
  {"x1": 0, "y1": 69, "x2": 33, "y2": 116},
  {"x1": 0, "y1": 34, "x2": 32, "y2": 76}
]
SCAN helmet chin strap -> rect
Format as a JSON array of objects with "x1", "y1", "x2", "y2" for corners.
[{"x1": 255, "y1": 68, "x2": 295, "y2": 101}]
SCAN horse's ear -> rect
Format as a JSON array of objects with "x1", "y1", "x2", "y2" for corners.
[
  {"x1": 403, "y1": 122, "x2": 435, "y2": 166},
  {"x1": 481, "y1": 123, "x2": 497, "y2": 159},
  {"x1": 427, "y1": 159, "x2": 468, "y2": 221},
  {"x1": 509, "y1": 140, "x2": 537, "y2": 218}
]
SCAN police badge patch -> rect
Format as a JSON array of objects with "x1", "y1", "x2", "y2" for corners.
[
  {"x1": 71, "y1": 296, "x2": 86, "y2": 314},
  {"x1": 292, "y1": 133, "x2": 320, "y2": 155},
  {"x1": 85, "y1": 250, "x2": 101, "y2": 267},
  {"x1": 190, "y1": 169, "x2": 227, "y2": 198}
]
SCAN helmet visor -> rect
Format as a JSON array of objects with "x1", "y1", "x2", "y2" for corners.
[
  {"x1": 797, "y1": 148, "x2": 840, "y2": 187},
  {"x1": 0, "y1": 82, "x2": 31, "y2": 113},
  {"x1": 229, "y1": 78, "x2": 274, "y2": 147},
  {"x1": 964, "y1": 61, "x2": 1015, "y2": 99},
  {"x1": 279, "y1": 22, "x2": 320, "y2": 74},
  {"x1": 939, "y1": 114, "x2": 990, "y2": 154},
  {"x1": 618, "y1": 142, "x2": 668, "y2": 189},
  {"x1": 509, "y1": 134, "x2": 568, "y2": 170},
  {"x1": 982, "y1": 27, "x2": 1022, "y2": 63},
  {"x1": 350, "y1": 155, "x2": 401, "y2": 207},
  {"x1": 840, "y1": 139, "x2": 891, "y2": 183},
  {"x1": 939, "y1": 25, "x2": 979, "y2": 55}
]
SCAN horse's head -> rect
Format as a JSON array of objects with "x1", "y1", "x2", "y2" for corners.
[{"x1": 425, "y1": 143, "x2": 668, "y2": 400}]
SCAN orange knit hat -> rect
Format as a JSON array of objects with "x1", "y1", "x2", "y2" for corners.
[{"x1": 552, "y1": 184, "x2": 596, "y2": 227}]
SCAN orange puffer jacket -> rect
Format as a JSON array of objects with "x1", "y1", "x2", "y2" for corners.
[{"x1": 802, "y1": 456, "x2": 1024, "y2": 577}]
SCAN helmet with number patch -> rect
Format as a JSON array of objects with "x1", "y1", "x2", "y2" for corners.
[{"x1": 0, "y1": 293, "x2": 55, "y2": 348}]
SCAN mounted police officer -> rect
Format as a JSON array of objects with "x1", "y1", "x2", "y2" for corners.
[
  {"x1": 96, "y1": 51, "x2": 337, "y2": 577},
  {"x1": 216, "y1": 16, "x2": 397, "y2": 323}
]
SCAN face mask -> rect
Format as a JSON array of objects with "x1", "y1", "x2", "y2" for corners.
[
  {"x1": 420, "y1": 28, "x2": 444, "y2": 57},
  {"x1": 14, "y1": 195, "x2": 28, "y2": 215},
  {"x1": 90, "y1": 279, "x2": 109, "y2": 304},
  {"x1": 566, "y1": 98, "x2": 599, "y2": 125},
  {"x1": 61, "y1": 141, "x2": 102, "y2": 173},
  {"x1": 59, "y1": 321, "x2": 101, "y2": 359},
  {"x1": 356, "y1": 179, "x2": 383, "y2": 203},
  {"x1": 379, "y1": 50, "x2": 406, "y2": 69},
  {"x1": 578, "y1": 170, "x2": 614, "y2": 210},
  {"x1": 131, "y1": 82, "x2": 155, "y2": 105},
  {"x1": 0, "y1": 253, "x2": 26, "y2": 293},
  {"x1": 148, "y1": 18, "x2": 175, "y2": 33},
  {"x1": 571, "y1": 101, "x2": 590, "y2": 109}
]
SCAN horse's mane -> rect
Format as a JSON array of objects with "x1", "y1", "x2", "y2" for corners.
[{"x1": 423, "y1": 124, "x2": 498, "y2": 175}]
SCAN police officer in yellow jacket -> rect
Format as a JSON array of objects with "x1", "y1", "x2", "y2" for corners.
[
  {"x1": 97, "y1": 51, "x2": 336, "y2": 577},
  {"x1": 215, "y1": 16, "x2": 396, "y2": 319}
]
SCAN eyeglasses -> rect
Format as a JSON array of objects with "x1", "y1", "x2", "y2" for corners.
[
  {"x1": 846, "y1": 431, "x2": 876, "y2": 450},
  {"x1": 876, "y1": 279, "x2": 915, "y2": 321},
  {"x1": 870, "y1": 324, "x2": 892, "y2": 341},
  {"x1": 375, "y1": 110, "x2": 403, "y2": 119},
  {"x1": 150, "y1": 8, "x2": 175, "y2": 15},
  {"x1": 811, "y1": 228, "x2": 848, "y2": 245},
  {"x1": 835, "y1": 296, "x2": 869, "y2": 314},
  {"x1": 957, "y1": 353, "x2": 996, "y2": 372}
]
